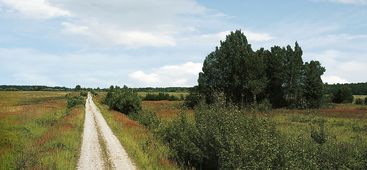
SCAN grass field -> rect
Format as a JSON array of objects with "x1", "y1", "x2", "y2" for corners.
[
  {"x1": 0, "y1": 91, "x2": 84, "y2": 169},
  {"x1": 94, "y1": 95, "x2": 178, "y2": 169}
]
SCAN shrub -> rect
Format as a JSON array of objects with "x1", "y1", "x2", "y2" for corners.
[
  {"x1": 183, "y1": 90, "x2": 201, "y2": 109},
  {"x1": 67, "y1": 96, "x2": 84, "y2": 109},
  {"x1": 104, "y1": 86, "x2": 141, "y2": 115},
  {"x1": 162, "y1": 102, "x2": 282, "y2": 169},
  {"x1": 129, "y1": 111, "x2": 161, "y2": 130},
  {"x1": 160, "y1": 113, "x2": 203, "y2": 168},
  {"x1": 365, "y1": 97, "x2": 367, "y2": 105},
  {"x1": 80, "y1": 91, "x2": 88, "y2": 97},
  {"x1": 332, "y1": 87, "x2": 353, "y2": 103},
  {"x1": 355, "y1": 98, "x2": 364, "y2": 105},
  {"x1": 310, "y1": 119, "x2": 327, "y2": 145},
  {"x1": 90, "y1": 90, "x2": 98, "y2": 96},
  {"x1": 143, "y1": 93, "x2": 179, "y2": 101}
]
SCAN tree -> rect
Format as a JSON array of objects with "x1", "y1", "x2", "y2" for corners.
[
  {"x1": 75, "y1": 85, "x2": 81, "y2": 91},
  {"x1": 283, "y1": 42, "x2": 305, "y2": 108},
  {"x1": 196, "y1": 30, "x2": 325, "y2": 109},
  {"x1": 199, "y1": 30, "x2": 263, "y2": 106},
  {"x1": 304, "y1": 61, "x2": 325, "y2": 108},
  {"x1": 248, "y1": 49, "x2": 268, "y2": 104},
  {"x1": 265, "y1": 46, "x2": 287, "y2": 108},
  {"x1": 104, "y1": 86, "x2": 141, "y2": 115},
  {"x1": 332, "y1": 87, "x2": 353, "y2": 103}
]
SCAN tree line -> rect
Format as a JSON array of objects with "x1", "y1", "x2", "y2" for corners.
[
  {"x1": 325, "y1": 82, "x2": 367, "y2": 95},
  {"x1": 197, "y1": 30, "x2": 325, "y2": 109}
]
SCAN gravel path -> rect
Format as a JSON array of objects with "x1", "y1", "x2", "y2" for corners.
[{"x1": 77, "y1": 93, "x2": 136, "y2": 170}]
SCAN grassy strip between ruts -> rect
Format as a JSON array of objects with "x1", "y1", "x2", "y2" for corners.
[
  {"x1": 94, "y1": 95, "x2": 178, "y2": 170},
  {"x1": 0, "y1": 91, "x2": 84, "y2": 169}
]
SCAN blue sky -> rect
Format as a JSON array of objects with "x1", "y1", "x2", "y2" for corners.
[{"x1": 0, "y1": 0, "x2": 366, "y2": 88}]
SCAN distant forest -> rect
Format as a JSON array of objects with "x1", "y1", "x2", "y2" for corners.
[
  {"x1": 1, "y1": 83, "x2": 366, "y2": 95},
  {"x1": 324, "y1": 83, "x2": 367, "y2": 95},
  {"x1": 0, "y1": 85, "x2": 70, "y2": 91},
  {"x1": 0, "y1": 85, "x2": 191, "y2": 92}
]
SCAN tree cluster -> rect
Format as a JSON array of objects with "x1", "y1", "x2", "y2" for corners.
[
  {"x1": 331, "y1": 86, "x2": 354, "y2": 103},
  {"x1": 143, "y1": 93, "x2": 181, "y2": 101},
  {"x1": 104, "y1": 85, "x2": 141, "y2": 115},
  {"x1": 198, "y1": 30, "x2": 325, "y2": 108}
]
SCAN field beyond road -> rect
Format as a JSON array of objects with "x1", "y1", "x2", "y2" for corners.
[{"x1": 0, "y1": 91, "x2": 84, "y2": 169}]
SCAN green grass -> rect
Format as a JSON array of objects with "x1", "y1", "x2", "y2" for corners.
[
  {"x1": 94, "y1": 95, "x2": 178, "y2": 169},
  {"x1": 0, "y1": 91, "x2": 84, "y2": 169}
]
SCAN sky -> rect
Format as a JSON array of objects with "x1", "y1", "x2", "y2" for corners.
[{"x1": 0, "y1": 0, "x2": 366, "y2": 88}]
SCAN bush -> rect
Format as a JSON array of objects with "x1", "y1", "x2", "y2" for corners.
[
  {"x1": 183, "y1": 90, "x2": 201, "y2": 109},
  {"x1": 67, "y1": 96, "x2": 84, "y2": 109},
  {"x1": 160, "y1": 113, "x2": 203, "y2": 168},
  {"x1": 162, "y1": 102, "x2": 282, "y2": 169},
  {"x1": 365, "y1": 97, "x2": 367, "y2": 105},
  {"x1": 104, "y1": 86, "x2": 141, "y2": 115},
  {"x1": 143, "y1": 93, "x2": 179, "y2": 101},
  {"x1": 80, "y1": 91, "x2": 88, "y2": 97},
  {"x1": 332, "y1": 87, "x2": 353, "y2": 103},
  {"x1": 355, "y1": 98, "x2": 364, "y2": 105},
  {"x1": 157, "y1": 102, "x2": 367, "y2": 169},
  {"x1": 129, "y1": 111, "x2": 161, "y2": 130},
  {"x1": 90, "y1": 90, "x2": 98, "y2": 96}
]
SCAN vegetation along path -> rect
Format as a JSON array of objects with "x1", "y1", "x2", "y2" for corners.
[{"x1": 77, "y1": 93, "x2": 135, "y2": 170}]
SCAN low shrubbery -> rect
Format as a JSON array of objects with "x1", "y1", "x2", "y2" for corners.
[
  {"x1": 134, "y1": 100, "x2": 367, "y2": 169},
  {"x1": 332, "y1": 87, "x2": 354, "y2": 103},
  {"x1": 183, "y1": 88, "x2": 201, "y2": 109},
  {"x1": 104, "y1": 86, "x2": 141, "y2": 115},
  {"x1": 129, "y1": 111, "x2": 161, "y2": 130},
  {"x1": 161, "y1": 103, "x2": 282, "y2": 169},
  {"x1": 80, "y1": 91, "x2": 88, "y2": 97},
  {"x1": 66, "y1": 95, "x2": 84, "y2": 109},
  {"x1": 143, "y1": 93, "x2": 179, "y2": 101}
]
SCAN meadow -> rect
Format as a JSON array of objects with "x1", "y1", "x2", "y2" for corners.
[
  {"x1": 1, "y1": 90, "x2": 366, "y2": 169},
  {"x1": 139, "y1": 98, "x2": 367, "y2": 169},
  {"x1": 0, "y1": 91, "x2": 84, "y2": 169}
]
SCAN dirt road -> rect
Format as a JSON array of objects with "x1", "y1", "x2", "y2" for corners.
[{"x1": 77, "y1": 93, "x2": 135, "y2": 170}]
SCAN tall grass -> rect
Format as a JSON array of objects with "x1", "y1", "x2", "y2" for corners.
[{"x1": 0, "y1": 91, "x2": 84, "y2": 169}]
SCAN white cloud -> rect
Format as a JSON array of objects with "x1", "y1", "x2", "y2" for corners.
[
  {"x1": 322, "y1": 75, "x2": 350, "y2": 84},
  {"x1": 0, "y1": 0, "x2": 70, "y2": 19},
  {"x1": 55, "y1": 0, "x2": 216, "y2": 48},
  {"x1": 129, "y1": 71, "x2": 159, "y2": 84},
  {"x1": 61, "y1": 21, "x2": 176, "y2": 47},
  {"x1": 129, "y1": 62, "x2": 202, "y2": 87}
]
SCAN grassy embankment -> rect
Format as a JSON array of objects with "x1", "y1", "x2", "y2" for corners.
[
  {"x1": 0, "y1": 91, "x2": 84, "y2": 169},
  {"x1": 93, "y1": 94, "x2": 178, "y2": 170}
]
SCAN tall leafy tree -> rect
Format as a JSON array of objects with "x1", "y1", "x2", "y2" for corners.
[
  {"x1": 197, "y1": 30, "x2": 325, "y2": 109},
  {"x1": 265, "y1": 46, "x2": 287, "y2": 107},
  {"x1": 304, "y1": 61, "x2": 326, "y2": 108}
]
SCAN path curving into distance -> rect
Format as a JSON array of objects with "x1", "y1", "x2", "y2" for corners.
[{"x1": 77, "y1": 93, "x2": 136, "y2": 170}]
